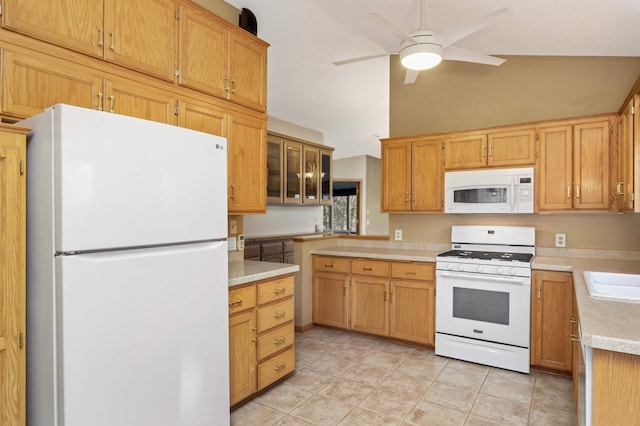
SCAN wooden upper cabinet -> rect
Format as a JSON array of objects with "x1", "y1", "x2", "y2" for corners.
[
  {"x1": 178, "y1": 5, "x2": 228, "y2": 99},
  {"x1": 2, "y1": 0, "x2": 105, "y2": 58},
  {"x1": 228, "y1": 112, "x2": 266, "y2": 214},
  {"x1": 573, "y1": 120, "x2": 610, "y2": 210},
  {"x1": 444, "y1": 132, "x2": 487, "y2": 170},
  {"x1": 178, "y1": 6, "x2": 267, "y2": 111},
  {"x1": 104, "y1": 77, "x2": 176, "y2": 124},
  {"x1": 105, "y1": 0, "x2": 177, "y2": 81},
  {"x1": 382, "y1": 140, "x2": 411, "y2": 211},
  {"x1": 1, "y1": 49, "x2": 103, "y2": 118},
  {"x1": 538, "y1": 124, "x2": 574, "y2": 211},
  {"x1": 381, "y1": 138, "x2": 442, "y2": 212},
  {"x1": 176, "y1": 99, "x2": 227, "y2": 137},
  {"x1": 615, "y1": 98, "x2": 635, "y2": 212},
  {"x1": 412, "y1": 139, "x2": 443, "y2": 212},
  {"x1": 487, "y1": 128, "x2": 536, "y2": 167}
]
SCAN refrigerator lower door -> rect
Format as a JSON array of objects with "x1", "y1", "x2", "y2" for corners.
[{"x1": 55, "y1": 242, "x2": 228, "y2": 426}]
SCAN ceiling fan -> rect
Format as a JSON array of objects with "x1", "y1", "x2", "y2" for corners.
[{"x1": 333, "y1": 0, "x2": 513, "y2": 84}]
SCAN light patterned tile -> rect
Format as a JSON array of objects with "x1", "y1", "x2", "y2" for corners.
[
  {"x1": 487, "y1": 367, "x2": 535, "y2": 386},
  {"x1": 286, "y1": 367, "x2": 335, "y2": 393},
  {"x1": 308, "y1": 353, "x2": 358, "y2": 376},
  {"x1": 379, "y1": 370, "x2": 432, "y2": 399},
  {"x1": 341, "y1": 362, "x2": 390, "y2": 386},
  {"x1": 480, "y1": 375, "x2": 533, "y2": 404},
  {"x1": 470, "y1": 393, "x2": 529, "y2": 425},
  {"x1": 230, "y1": 401, "x2": 286, "y2": 426},
  {"x1": 436, "y1": 365, "x2": 488, "y2": 393},
  {"x1": 405, "y1": 400, "x2": 468, "y2": 426},
  {"x1": 397, "y1": 356, "x2": 446, "y2": 381},
  {"x1": 338, "y1": 407, "x2": 403, "y2": 425},
  {"x1": 252, "y1": 383, "x2": 314, "y2": 413},
  {"x1": 358, "y1": 388, "x2": 420, "y2": 420},
  {"x1": 273, "y1": 415, "x2": 316, "y2": 426},
  {"x1": 423, "y1": 382, "x2": 477, "y2": 413},
  {"x1": 294, "y1": 348, "x2": 320, "y2": 369},
  {"x1": 361, "y1": 350, "x2": 409, "y2": 369},
  {"x1": 464, "y1": 414, "x2": 506, "y2": 426},
  {"x1": 289, "y1": 394, "x2": 355, "y2": 425},
  {"x1": 318, "y1": 376, "x2": 376, "y2": 405},
  {"x1": 533, "y1": 371, "x2": 573, "y2": 394},
  {"x1": 531, "y1": 386, "x2": 573, "y2": 413},
  {"x1": 528, "y1": 407, "x2": 575, "y2": 425},
  {"x1": 445, "y1": 359, "x2": 491, "y2": 376}
]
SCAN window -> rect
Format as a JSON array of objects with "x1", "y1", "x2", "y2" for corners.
[{"x1": 323, "y1": 181, "x2": 359, "y2": 234}]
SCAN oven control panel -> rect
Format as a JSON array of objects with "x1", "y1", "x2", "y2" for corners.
[{"x1": 436, "y1": 261, "x2": 531, "y2": 278}]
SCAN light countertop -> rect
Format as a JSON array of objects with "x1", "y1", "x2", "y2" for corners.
[
  {"x1": 310, "y1": 245, "x2": 640, "y2": 355},
  {"x1": 228, "y1": 260, "x2": 299, "y2": 287}
]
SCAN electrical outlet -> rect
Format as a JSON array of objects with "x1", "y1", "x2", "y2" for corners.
[
  {"x1": 555, "y1": 233, "x2": 566, "y2": 248},
  {"x1": 394, "y1": 229, "x2": 403, "y2": 241},
  {"x1": 229, "y1": 219, "x2": 237, "y2": 235}
]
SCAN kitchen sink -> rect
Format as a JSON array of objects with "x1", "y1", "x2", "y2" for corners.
[{"x1": 583, "y1": 271, "x2": 640, "y2": 301}]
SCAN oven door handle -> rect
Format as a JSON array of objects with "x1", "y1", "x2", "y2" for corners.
[{"x1": 438, "y1": 271, "x2": 525, "y2": 285}]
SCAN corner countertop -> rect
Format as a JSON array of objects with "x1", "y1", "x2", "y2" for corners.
[
  {"x1": 310, "y1": 245, "x2": 640, "y2": 356},
  {"x1": 228, "y1": 260, "x2": 300, "y2": 287}
]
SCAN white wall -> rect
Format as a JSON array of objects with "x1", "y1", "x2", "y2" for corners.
[{"x1": 365, "y1": 155, "x2": 388, "y2": 235}]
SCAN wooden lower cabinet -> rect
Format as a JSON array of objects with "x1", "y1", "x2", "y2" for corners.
[
  {"x1": 0, "y1": 124, "x2": 28, "y2": 426},
  {"x1": 229, "y1": 274, "x2": 295, "y2": 407},
  {"x1": 312, "y1": 255, "x2": 436, "y2": 346},
  {"x1": 531, "y1": 270, "x2": 574, "y2": 372},
  {"x1": 592, "y1": 349, "x2": 640, "y2": 425}
]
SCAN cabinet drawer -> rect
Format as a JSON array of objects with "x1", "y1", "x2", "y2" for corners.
[
  {"x1": 262, "y1": 241, "x2": 284, "y2": 255},
  {"x1": 258, "y1": 298, "x2": 294, "y2": 332},
  {"x1": 258, "y1": 275, "x2": 294, "y2": 305},
  {"x1": 258, "y1": 347, "x2": 295, "y2": 390},
  {"x1": 391, "y1": 262, "x2": 435, "y2": 281},
  {"x1": 258, "y1": 323, "x2": 295, "y2": 361},
  {"x1": 313, "y1": 256, "x2": 350, "y2": 274},
  {"x1": 351, "y1": 259, "x2": 390, "y2": 277},
  {"x1": 228, "y1": 284, "x2": 256, "y2": 315}
]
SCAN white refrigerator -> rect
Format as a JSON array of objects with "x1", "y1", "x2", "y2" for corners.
[{"x1": 20, "y1": 104, "x2": 230, "y2": 425}]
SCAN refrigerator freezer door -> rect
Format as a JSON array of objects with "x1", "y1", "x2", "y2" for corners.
[
  {"x1": 30, "y1": 104, "x2": 227, "y2": 252},
  {"x1": 55, "y1": 242, "x2": 229, "y2": 426}
]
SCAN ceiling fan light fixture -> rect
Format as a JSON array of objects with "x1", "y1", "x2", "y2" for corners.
[{"x1": 400, "y1": 41, "x2": 443, "y2": 70}]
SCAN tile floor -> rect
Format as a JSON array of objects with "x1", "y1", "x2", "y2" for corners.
[{"x1": 231, "y1": 327, "x2": 574, "y2": 425}]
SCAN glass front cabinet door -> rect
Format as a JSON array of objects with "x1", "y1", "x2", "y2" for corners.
[
  {"x1": 285, "y1": 141, "x2": 303, "y2": 203},
  {"x1": 266, "y1": 137, "x2": 283, "y2": 203},
  {"x1": 303, "y1": 146, "x2": 320, "y2": 204},
  {"x1": 320, "y1": 150, "x2": 332, "y2": 205}
]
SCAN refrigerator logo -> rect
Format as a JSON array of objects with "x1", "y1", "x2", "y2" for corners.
[{"x1": 215, "y1": 144, "x2": 224, "y2": 150}]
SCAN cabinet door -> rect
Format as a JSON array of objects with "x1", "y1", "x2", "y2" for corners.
[
  {"x1": 284, "y1": 141, "x2": 303, "y2": 204},
  {"x1": 313, "y1": 271, "x2": 349, "y2": 329},
  {"x1": 616, "y1": 99, "x2": 634, "y2": 211},
  {"x1": 2, "y1": 50, "x2": 103, "y2": 118},
  {"x1": 229, "y1": 310, "x2": 257, "y2": 406},
  {"x1": 266, "y1": 138, "x2": 283, "y2": 203},
  {"x1": 412, "y1": 138, "x2": 443, "y2": 212},
  {"x1": 2, "y1": 0, "x2": 104, "y2": 57},
  {"x1": 178, "y1": 5, "x2": 228, "y2": 99},
  {"x1": 104, "y1": 78, "x2": 175, "y2": 124},
  {"x1": 487, "y1": 128, "x2": 536, "y2": 167},
  {"x1": 104, "y1": 0, "x2": 176, "y2": 81},
  {"x1": 538, "y1": 125, "x2": 573, "y2": 211},
  {"x1": 381, "y1": 141, "x2": 411, "y2": 212},
  {"x1": 303, "y1": 146, "x2": 320, "y2": 204},
  {"x1": 444, "y1": 133, "x2": 487, "y2": 169},
  {"x1": 227, "y1": 113, "x2": 266, "y2": 214},
  {"x1": 531, "y1": 271, "x2": 573, "y2": 372},
  {"x1": 390, "y1": 280, "x2": 434, "y2": 345},
  {"x1": 176, "y1": 99, "x2": 227, "y2": 136},
  {"x1": 320, "y1": 150, "x2": 332, "y2": 205},
  {"x1": 351, "y1": 275, "x2": 389, "y2": 337},
  {"x1": 228, "y1": 31, "x2": 267, "y2": 111},
  {"x1": 573, "y1": 120, "x2": 610, "y2": 210},
  {"x1": 0, "y1": 126, "x2": 27, "y2": 426}
]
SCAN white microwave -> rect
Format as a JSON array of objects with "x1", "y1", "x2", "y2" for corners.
[{"x1": 444, "y1": 167, "x2": 534, "y2": 214}]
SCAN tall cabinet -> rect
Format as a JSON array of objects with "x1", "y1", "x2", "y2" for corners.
[{"x1": 0, "y1": 123, "x2": 28, "y2": 426}]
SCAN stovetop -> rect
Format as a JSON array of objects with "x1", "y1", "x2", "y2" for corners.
[{"x1": 438, "y1": 249, "x2": 534, "y2": 264}]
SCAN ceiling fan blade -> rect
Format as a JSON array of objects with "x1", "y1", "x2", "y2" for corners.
[
  {"x1": 443, "y1": 46, "x2": 506, "y2": 66},
  {"x1": 367, "y1": 12, "x2": 415, "y2": 43},
  {"x1": 434, "y1": 8, "x2": 513, "y2": 48},
  {"x1": 404, "y1": 69, "x2": 419, "y2": 85},
  {"x1": 333, "y1": 53, "x2": 390, "y2": 66}
]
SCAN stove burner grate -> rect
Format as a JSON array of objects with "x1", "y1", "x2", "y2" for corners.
[{"x1": 438, "y1": 249, "x2": 533, "y2": 263}]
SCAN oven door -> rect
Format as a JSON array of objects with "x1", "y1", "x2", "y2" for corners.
[{"x1": 435, "y1": 270, "x2": 530, "y2": 347}]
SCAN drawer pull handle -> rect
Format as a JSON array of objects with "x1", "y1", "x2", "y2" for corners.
[
  {"x1": 406, "y1": 271, "x2": 417, "y2": 275},
  {"x1": 273, "y1": 311, "x2": 286, "y2": 319},
  {"x1": 228, "y1": 299, "x2": 243, "y2": 307},
  {"x1": 570, "y1": 334, "x2": 581, "y2": 342},
  {"x1": 569, "y1": 317, "x2": 577, "y2": 324},
  {"x1": 273, "y1": 337, "x2": 286, "y2": 345},
  {"x1": 274, "y1": 362, "x2": 287, "y2": 372},
  {"x1": 324, "y1": 263, "x2": 335, "y2": 268},
  {"x1": 363, "y1": 267, "x2": 374, "y2": 271},
  {"x1": 273, "y1": 288, "x2": 286, "y2": 295}
]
